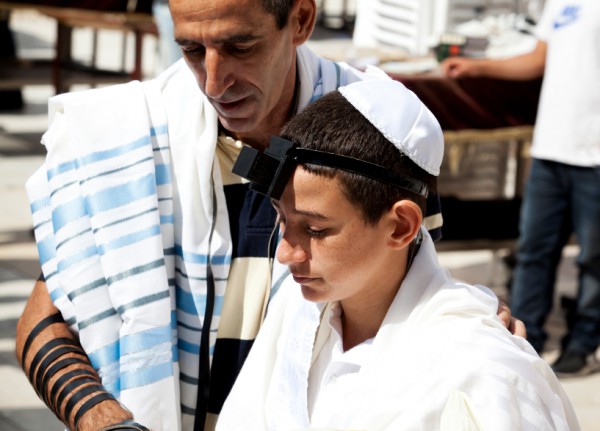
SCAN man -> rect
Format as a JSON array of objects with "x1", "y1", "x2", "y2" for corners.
[
  {"x1": 442, "y1": 0, "x2": 600, "y2": 376},
  {"x1": 217, "y1": 79, "x2": 579, "y2": 430},
  {"x1": 15, "y1": 1, "x2": 515, "y2": 430}
]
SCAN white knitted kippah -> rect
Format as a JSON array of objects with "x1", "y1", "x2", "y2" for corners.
[{"x1": 338, "y1": 79, "x2": 444, "y2": 176}]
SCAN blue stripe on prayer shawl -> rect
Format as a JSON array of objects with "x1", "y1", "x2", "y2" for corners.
[
  {"x1": 174, "y1": 244, "x2": 231, "y2": 265},
  {"x1": 88, "y1": 325, "x2": 176, "y2": 373},
  {"x1": 45, "y1": 126, "x2": 167, "y2": 183},
  {"x1": 49, "y1": 180, "x2": 78, "y2": 199},
  {"x1": 170, "y1": 312, "x2": 180, "y2": 362},
  {"x1": 97, "y1": 225, "x2": 161, "y2": 255},
  {"x1": 104, "y1": 380, "x2": 119, "y2": 396},
  {"x1": 49, "y1": 286, "x2": 66, "y2": 302},
  {"x1": 88, "y1": 340, "x2": 119, "y2": 370},
  {"x1": 55, "y1": 227, "x2": 92, "y2": 250},
  {"x1": 57, "y1": 245, "x2": 98, "y2": 272},
  {"x1": 179, "y1": 373, "x2": 198, "y2": 385},
  {"x1": 175, "y1": 284, "x2": 225, "y2": 316},
  {"x1": 178, "y1": 340, "x2": 216, "y2": 356},
  {"x1": 52, "y1": 197, "x2": 87, "y2": 232},
  {"x1": 33, "y1": 219, "x2": 51, "y2": 231},
  {"x1": 67, "y1": 277, "x2": 106, "y2": 300},
  {"x1": 30, "y1": 196, "x2": 50, "y2": 214},
  {"x1": 78, "y1": 308, "x2": 118, "y2": 330},
  {"x1": 176, "y1": 319, "x2": 200, "y2": 332},
  {"x1": 175, "y1": 267, "x2": 228, "y2": 283},
  {"x1": 178, "y1": 339, "x2": 200, "y2": 355},
  {"x1": 76, "y1": 135, "x2": 151, "y2": 167},
  {"x1": 160, "y1": 215, "x2": 174, "y2": 225},
  {"x1": 115, "y1": 290, "x2": 170, "y2": 315},
  {"x1": 151, "y1": 124, "x2": 168, "y2": 137},
  {"x1": 37, "y1": 236, "x2": 57, "y2": 265},
  {"x1": 155, "y1": 164, "x2": 171, "y2": 185},
  {"x1": 79, "y1": 156, "x2": 154, "y2": 185},
  {"x1": 43, "y1": 270, "x2": 57, "y2": 282},
  {"x1": 120, "y1": 324, "x2": 172, "y2": 355},
  {"x1": 47, "y1": 160, "x2": 76, "y2": 180},
  {"x1": 92, "y1": 207, "x2": 159, "y2": 234},
  {"x1": 105, "y1": 258, "x2": 165, "y2": 286},
  {"x1": 120, "y1": 361, "x2": 173, "y2": 390},
  {"x1": 85, "y1": 174, "x2": 157, "y2": 216},
  {"x1": 175, "y1": 267, "x2": 205, "y2": 281}
]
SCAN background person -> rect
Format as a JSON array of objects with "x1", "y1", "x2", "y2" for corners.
[{"x1": 441, "y1": 0, "x2": 600, "y2": 376}]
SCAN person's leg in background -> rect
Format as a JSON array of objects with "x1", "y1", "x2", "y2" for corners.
[
  {"x1": 551, "y1": 165, "x2": 600, "y2": 375},
  {"x1": 153, "y1": 0, "x2": 182, "y2": 73},
  {"x1": 510, "y1": 159, "x2": 573, "y2": 353},
  {"x1": 0, "y1": 10, "x2": 23, "y2": 110}
]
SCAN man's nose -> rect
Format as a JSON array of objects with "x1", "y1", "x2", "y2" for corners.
[{"x1": 203, "y1": 49, "x2": 234, "y2": 99}]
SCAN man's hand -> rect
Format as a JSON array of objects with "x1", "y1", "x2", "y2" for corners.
[
  {"x1": 16, "y1": 280, "x2": 133, "y2": 430},
  {"x1": 497, "y1": 297, "x2": 527, "y2": 338},
  {"x1": 440, "y1": 57, "x2": 483, "y2": 79}
]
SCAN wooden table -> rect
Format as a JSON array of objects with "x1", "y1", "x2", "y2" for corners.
[
  {"x1": 0, "y1": 1, "x2": 157, "y2": 94},
  {"x1": 391, "y1": 71, "x2": 543, "y2": 243}
]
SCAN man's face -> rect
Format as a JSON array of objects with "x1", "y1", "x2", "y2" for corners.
[
  {"x1": 274, "y1": 168, "x2": 399, "y2": 308},
  {"x1": 171, "y1": 0, "x2": 305, "y2": 142}
]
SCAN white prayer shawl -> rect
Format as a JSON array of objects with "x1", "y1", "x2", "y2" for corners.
[
  {"x1": 26, "y1": 45, "x2": 383, "y2": 430},
  {"x1": 217, "y1": 228, "x2": 581, "y2": 431}
]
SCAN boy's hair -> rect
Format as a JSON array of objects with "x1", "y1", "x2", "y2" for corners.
[{"x1": 280, "y1": 90, "x2": 438, "y2": 225}]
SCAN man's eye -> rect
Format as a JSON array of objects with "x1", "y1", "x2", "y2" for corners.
[
  {"x1": 182, "y1": 45, "x2": 205, "y2": 57},
  {"x1": 229, "y1": 44, "x2": 254, "y2": 55}
]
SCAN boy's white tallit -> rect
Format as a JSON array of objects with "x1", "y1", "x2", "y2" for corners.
[
  {"x1": 25, "y1": 46, "x2": 386, "y2": 429},
  {"x1": 217, "y1": 229, "x2": 580, "y2": 431}
]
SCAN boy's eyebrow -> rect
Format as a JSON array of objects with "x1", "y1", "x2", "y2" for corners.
[{"x1": 271, "y1": 200, "x2": 330, "y2": 220}]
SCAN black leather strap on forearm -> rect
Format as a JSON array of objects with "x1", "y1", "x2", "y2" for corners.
[
  {"x1": 50, "y1": 368, "x2": 96, "y2": 410},
  {"x1": 73, "y1": 392, "x2": 116, "y2": 431},
  {"x1": 99, "y1": 420, "x2": 150, "y2": 430},
  {"x1": 20, "y1": 312, "x2": 64, "y2": 369},
  {"x1": 36, "y1": 357, "x2": 87, "y2": 404},
  {"x1": 54, "y1": 372, "x2": 99, "y2": 414},
  {"x1": 34, "y1": 345, "x2": 85, "y2": 394},
  {"x1": 27, "y1": 337, "x2": 78, "y2": 383},
  {"x1": 39, "y1": 356, "x2": 89, "y2": 405},
  {"x1": 63, "y1": 382, "x2": 104, "y2": 424}
]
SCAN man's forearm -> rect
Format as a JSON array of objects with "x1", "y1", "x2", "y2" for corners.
[{"x1": 15, "y1": 280, "x2": 134, "y2": 430}]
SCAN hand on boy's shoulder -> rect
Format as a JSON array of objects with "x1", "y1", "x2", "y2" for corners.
[{"x1": 497, "y1": 298, "x2": 527, "y2": 338}]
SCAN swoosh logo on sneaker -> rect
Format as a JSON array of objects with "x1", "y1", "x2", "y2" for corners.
[{"x1": 553, "y1": 5, "x2": 581, "y2": 29}]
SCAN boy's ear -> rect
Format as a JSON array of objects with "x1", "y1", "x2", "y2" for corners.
[
  {"x1": 291, "y1": 0, "x2": 317, "y2": 46},
  {"x1": 388, "y1": 200, "x2": 423, "y2": 250}
]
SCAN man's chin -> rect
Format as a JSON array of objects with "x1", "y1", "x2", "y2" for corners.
[{"x1": 218, "y1": 116, "x2": 256, "y2": 136}]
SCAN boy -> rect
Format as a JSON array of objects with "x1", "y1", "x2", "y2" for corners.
[{"x1": 217, "y1": 79, "x2": 579, "y2": 430}]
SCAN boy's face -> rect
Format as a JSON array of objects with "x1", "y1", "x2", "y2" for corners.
[{"x1": 274, "y1": 167, "x2": 401, "y2": 307}]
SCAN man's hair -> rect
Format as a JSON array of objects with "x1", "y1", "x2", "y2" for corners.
[
  {"x1": 280, "y1": 90, "x2": 438, "y2": 225},
  {"x1": 261, "y1": 0, "x2": 295, "y2": 29}
]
